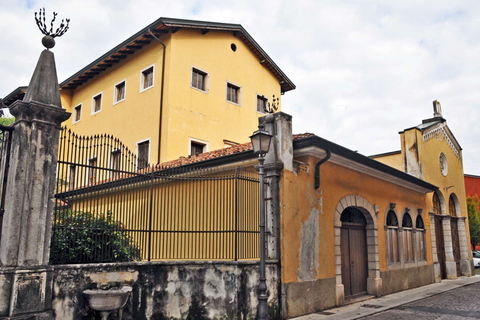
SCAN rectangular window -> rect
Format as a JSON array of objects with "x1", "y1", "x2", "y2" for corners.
[
  {"x1": 92, "y1": 93, "x2": 102, "y2": 114},
  {"x1": 73, "y1": 104, "x2": 82, "y2": 123},
  {"x1": 190, "y1": 142, "x2": 205, "y2": 156},
  {"x1": 387, "y1": 228, "x2": 399, "y2": 264},
  {"x1": 137, "y1": 140, "x2": 149, "y2": 169},
  {"x1": 257, "y1": 95, "x2": 268, "y2": 113},
  {"x1": 226, "y1": 82, "x2": 240, "y2": 104},
  {"x1": 88, "y1": 157, "x2": 97, "y2": 185},
  {"x1": 114, "y1": 80, "x2": 126, "y2": 104},
  {"x1": 69, "y1": 165, "x2": 76, "y2": 190},
  {"x1": 141, "y1": 66, "x2": 154, "y2": 91},
  {"x1": 111, "y1": 149, "x2": 121, "y2": 177},
  {"x1": 403, "y1": 229, "x2": 414, "y2": 262},
  {"x1": 192, "y1": 68, "x2": 207, "y2": 91}
]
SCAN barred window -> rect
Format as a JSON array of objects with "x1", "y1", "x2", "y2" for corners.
[
  {"x1": 416, "y1": 215, "x2": 426, "y2": 260},
  {"x1": 433, "y1": 192, "x2": 442, "y2": 215},
  {"x1": 386, "y1": 210, "x2": 399, "y2": 264},
  {"x1": 402, "y1": 212, "x2": 414, "y2": 262}
]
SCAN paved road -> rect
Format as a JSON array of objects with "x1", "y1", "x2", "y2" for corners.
[{"x1": 360, "y1": 282, "x2": 480, "y2": 319}]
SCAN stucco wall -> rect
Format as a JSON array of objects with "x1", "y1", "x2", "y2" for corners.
[{"x1": 52, "y1": 261, "x2": 279, "y2": 320}]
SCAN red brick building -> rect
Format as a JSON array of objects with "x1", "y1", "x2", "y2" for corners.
[{"x1": 465, "y1": 174, "x2": 480, "y2": 198}]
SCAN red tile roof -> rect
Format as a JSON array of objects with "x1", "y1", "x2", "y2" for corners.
[{"x1": 154, "y1": 133, "x2": 315, "y2": 169}]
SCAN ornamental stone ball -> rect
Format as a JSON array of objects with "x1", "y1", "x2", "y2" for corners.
[{"x1": 42, "y1": 35, "x2": 55, "y2": 49}]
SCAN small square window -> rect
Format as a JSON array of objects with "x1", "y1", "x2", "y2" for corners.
[
  {"x1": 92, "y1": 93, "x2": 102, "y2": 114},
  {"x1": 257, "y1": 95, "x2": 268, "y2": 113},
  {"x1": 137, "y1": 140, "x2": 150, "y2": 169},
  {"x1": 114, "y1": 80, "x2": 126, "y2": 104},
  {"x1": 190, "y1": 142, "x2": 205, "y2": 156},
  {"x1": 141, "y1": 66, "x2": 154, "y2": 91},
  {"x1": 226, "y1": 82, "x2": 240, "y2": 104},
  {"x1": 192, "y1": 68, "x2": 208, "y2": 91},
  {"x1": 73, "y1": 104, "x2": 82, "y2": 123}
]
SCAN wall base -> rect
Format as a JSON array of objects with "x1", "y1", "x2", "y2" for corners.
[
  {"x1": 380, "y1": 264, "x2": 434, "y2": 296},
  {"x1": 367, "y1": 277, "x2": 383, "y2": 297},
  {"x1": 282, "y1": 277, "x2": 336, "y2": 318},
  {"x1": 460, "y1": 259, "x2": 473, "y2": 277},
  {"x1": 445, "y1": 261, "x2": 458, "y2": 279}
]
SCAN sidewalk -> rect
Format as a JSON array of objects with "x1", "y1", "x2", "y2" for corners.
[{"x1": 291, "y1": 275, "x2": 480, "y2": 320}]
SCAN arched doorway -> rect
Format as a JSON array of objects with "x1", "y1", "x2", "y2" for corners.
[
  {"x1": 340, "y1": 207, "x2": 368, "y2": 298},
  {"x1": 433, "y1": 191, "x2": 447, "y2": 279}
]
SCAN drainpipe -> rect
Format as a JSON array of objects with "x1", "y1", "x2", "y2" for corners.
[
  {"x1": 314, "y1": 149, "x2": 331, "y2": 189},
  {"x1": 148, "y1": 29, "x2": 166, "y2": 164}
]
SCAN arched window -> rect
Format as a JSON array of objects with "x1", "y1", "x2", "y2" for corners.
[
  {"x1": 402, "y1": 212, "x2": 414, "y2": 262},
  {"x1": 449, "y1": 194, "x2": 457, "y2": 217},
  {"x1": 386, "y1": 210, "x2": 399, "y2": 264},
  {"x1": 433, "y1": 192, "x2": 442, "y2": 215},
  {"x1": 416, "y1": 215, "x2": 426, "y2": 260}
]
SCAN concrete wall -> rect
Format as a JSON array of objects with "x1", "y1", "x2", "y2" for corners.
[
  {"x1": 52, "y1": 261, "x2": 279, "y2": 320},
  {"x1": 380, "y1": 264, "x2": 435, "y2": 296}
]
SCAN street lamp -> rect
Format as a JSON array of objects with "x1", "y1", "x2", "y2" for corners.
[{"x1": 250, "y1": 129, "x2": 272, "y2": 320}]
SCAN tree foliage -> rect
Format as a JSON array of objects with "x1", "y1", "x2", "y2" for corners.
[
  {"x1": 0, "y1": 117, "x2": 14, "y2": 127},
  {"x1": 467, "y1": 196, "x2": 480, "y2": 249},
  {"x1": 50, "y1": 210, "x2": 142, "y2": 263}
]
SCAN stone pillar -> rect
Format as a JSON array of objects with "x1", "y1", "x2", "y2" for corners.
[
  {"x1": 428, "y1": 212, "x2": 441, "y2": 282},
  {"x1": 0, "y1": 48, "x2": 70, "y2": 319},
  {"x1": 442, "y1": 215, "x2": 458, "y2": 279},
  {"x1": 457, "y1": 217, "x2": 473, "y2": 276},
  {"x1": 259, "y1": 112, "x2": 292, "y2": 260},
  {"x1": 258, "y1": 112, "x2": 292, "y2": 319}
]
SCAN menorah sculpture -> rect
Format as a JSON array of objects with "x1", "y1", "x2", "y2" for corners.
[
  {"x1": 265, "y1": 95, "x2": 280, "y2": 114},
  {"x1": 35, "y1": 8, "x2": 70, "y2": 49}
]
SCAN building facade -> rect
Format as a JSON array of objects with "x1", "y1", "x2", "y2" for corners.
[{"x1": 3, "y1": 17, "x2": 295, "y2": 166}]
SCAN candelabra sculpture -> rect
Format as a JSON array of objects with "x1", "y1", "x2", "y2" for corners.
[{"x1": 34, "y1": 8, "x2": 70, "y2": 49}]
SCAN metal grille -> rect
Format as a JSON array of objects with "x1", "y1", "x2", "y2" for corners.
[
  {"x1": 51, "y1": 128, "x2": 260, "y2": 264},
  {"x1": 449, "y1": 195, "x2": 456, "y2": 216},
  {"x1": 0, "y1": 124, "x2": 14, "y2": 238}
]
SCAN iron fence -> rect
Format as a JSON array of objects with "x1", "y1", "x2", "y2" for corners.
[
  {"x1": 51, "y1": 128, "x2": 260, "y2": 264},
  {"x1": 0, "y1": 124, "x2": 14, "y2": 237}
]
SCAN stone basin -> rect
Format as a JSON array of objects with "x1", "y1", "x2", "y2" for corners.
[{"x1": 84, "y1": 286, "x2": 132, "y2": 320}]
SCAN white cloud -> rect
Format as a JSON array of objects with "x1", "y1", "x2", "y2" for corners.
[{"x1": 1, "y1": 0, "x2": 479, "y2": 174}]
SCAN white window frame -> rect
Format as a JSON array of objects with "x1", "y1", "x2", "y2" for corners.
[
  {"x1": 113, "y1": 79, "x2": 127, "y2": 105},
  {"x1": 188, "y1": 137, "x2": 209, "y2": 156},
  {"x1": 256, "y1": 94, "x2": 268, "y2": 114},
  {"x1": 191, "y1": 66, "x2": 209, "y2": 93},
  {"x1": 136, "y1": 138, "x2": 151, "y2": 169},
  {"x1": 226, "y1": 81, "x2": 241, "y2": 105},
  {"x1": 73, "y1": 103, "x2": 82, "y2": 124},
  {"x1": 140, "y1": 64, "x2": 155, "y2": 93},
  {"x1": 91, "y1": 92, "x2": 103, "y2": 115}
]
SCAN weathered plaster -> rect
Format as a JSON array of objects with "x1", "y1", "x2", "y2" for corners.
[{"x1": 297, "y1": 208, "x2": 319, "y2": 281}]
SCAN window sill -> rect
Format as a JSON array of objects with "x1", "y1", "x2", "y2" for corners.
[
  {"x1": 113, "y1": 99, "x2": 126, "y2": 106},
  {"x1": 190, "y1": 86, "x2": 209, "y2": 94},
  {"x1": 226, "y1": 100, "x2": 241, "y2": 106},
  {"x1": 140, "y1": 85, "x2": 154, "y2": 93}
]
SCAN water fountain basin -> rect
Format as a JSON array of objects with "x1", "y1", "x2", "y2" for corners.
[{"x1": 84, "y1": 285, "x2": 132, "y2": 313}]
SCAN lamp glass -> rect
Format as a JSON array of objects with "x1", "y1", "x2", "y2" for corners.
[{"x1": 250, "y1": 130, "x2": 272, "y2": 156}]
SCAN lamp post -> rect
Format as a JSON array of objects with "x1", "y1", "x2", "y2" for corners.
[{"x1": 250, "y1": 129, "x2": 272, "y2": 320}]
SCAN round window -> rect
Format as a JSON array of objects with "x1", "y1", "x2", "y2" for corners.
[{"x1": 439, "y1": 153, "x2": 448, "y2": 176}]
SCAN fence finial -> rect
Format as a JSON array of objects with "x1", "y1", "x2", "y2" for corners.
[{"x1": 35, "y1": 8, "x2": 70, "y2": 49}]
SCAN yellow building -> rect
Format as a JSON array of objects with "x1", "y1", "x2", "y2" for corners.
[
  {"x1": 372, "y1": 100, "x2": 471, "y2": 281},
  {"x1": 3, "y1": 17, "x2": 294, "y2": 166}
]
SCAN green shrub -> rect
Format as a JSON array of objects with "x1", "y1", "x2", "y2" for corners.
[{"x1": 50, "y1": 210, "x2": 141, "y2": 263}]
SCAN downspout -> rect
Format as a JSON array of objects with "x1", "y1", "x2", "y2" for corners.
[
  {"x1": 148, "y1": 29, "x2": 166, "y2": 164},
  {"x1": 314, "y1": 149, "x2": 331, "y2": 189}
]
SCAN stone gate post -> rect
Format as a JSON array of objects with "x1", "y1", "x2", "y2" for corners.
[{"x1": 0, "y1": 43, "x2": 70, "y2": 318}]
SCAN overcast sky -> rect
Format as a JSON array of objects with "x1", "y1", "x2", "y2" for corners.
[{"x1": 1, "y1": 0, "x2": 479, "y2": 175}]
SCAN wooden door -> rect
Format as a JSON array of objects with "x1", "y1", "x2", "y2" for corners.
[
  {"x1": 451, "y1": 217, "x2": 461, "y2": 276},
  {"x1": 341, "y1": 223, "x2": 368, "y2": 298},
  {"x1": 435, "y1": 216, "x2": 447, "y2": 279}
]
